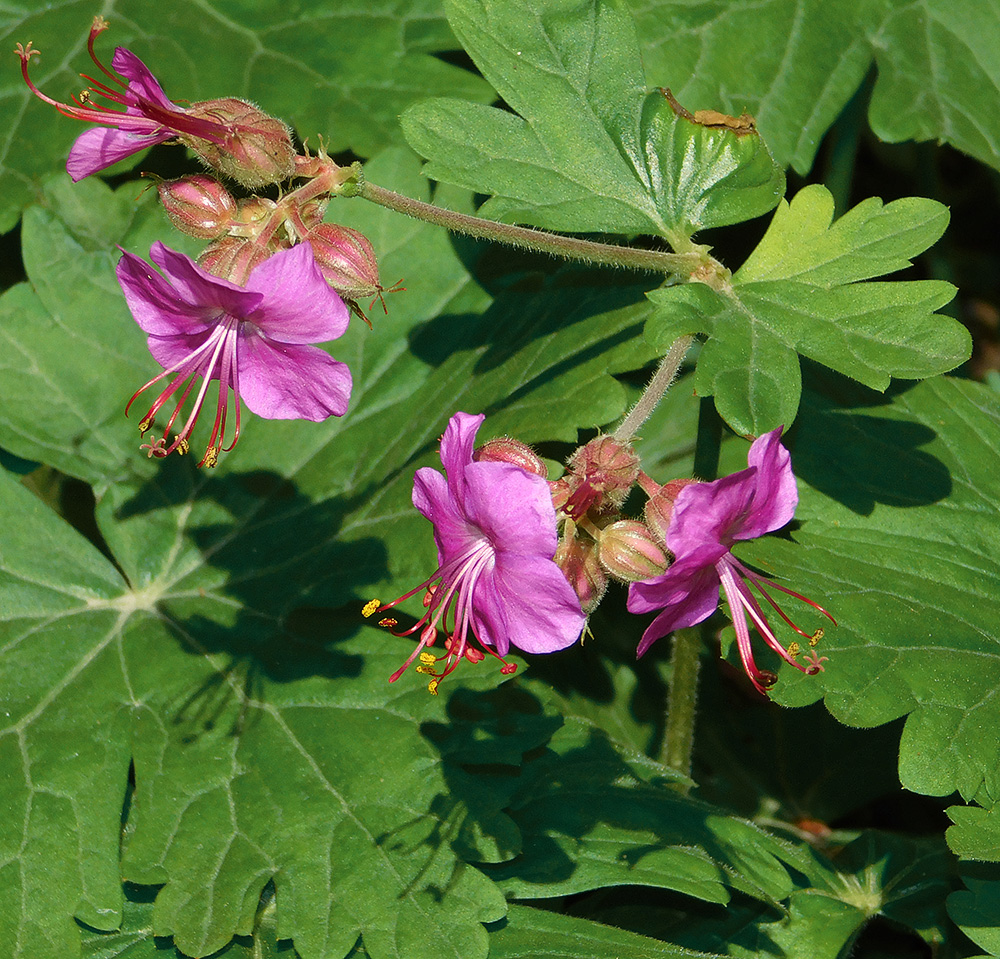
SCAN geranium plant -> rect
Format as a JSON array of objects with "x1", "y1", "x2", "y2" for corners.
[{"x1": 2, "y1": 2, "x2": 998, "y2": 958}]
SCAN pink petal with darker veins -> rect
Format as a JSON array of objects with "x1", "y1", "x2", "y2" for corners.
[
  {"x1": 237, "y1": 336, "x2": 351, "y2": 420},
  {"x1": 245, "y1": 244, "x2": 350, "y2": 343}
]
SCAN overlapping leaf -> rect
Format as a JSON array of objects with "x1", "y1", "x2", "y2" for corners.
[
  {"x1": 483, "y1": 717, "x2": 796, "y2": 906},
  {"x1": 401, "y1": 0, "x2": 784, "y2": 237},
  {"x1": 646, "y1": 185, "x2": 968, "y2": 434},
  {"x1": 1, "y1": 0, "x2": 490, "y2": 231},
  {"x1": 627, "y1": 0, "x2": 1000, "y2": 174}
]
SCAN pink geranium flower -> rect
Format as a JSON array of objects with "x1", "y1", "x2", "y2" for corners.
[
  {"x1": 366, "y1": 412, "x2": 585, "y2": 693},
  {"x1": 17, "y1": 18, "x2": 230, "y2": 181},
  {"x1": 118, "y1": 241, "x2": 351, "y2": 467},
  {"x1": 627, "y1": 428, "x2": 834, "y2": 694}
]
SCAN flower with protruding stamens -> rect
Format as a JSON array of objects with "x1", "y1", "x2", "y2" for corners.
[
  {"x1": 16, "y1": 17, "x2": 294, "y2": 185},
  {"x1": 365, "y1": 412, "x2": 585, "y2": 692},
  {"x1": 627, "y1": 428, "x2": 834, "y2": 694},
  {"x1": 118, "y1": 241, "x2": 351, "y2": 467}
]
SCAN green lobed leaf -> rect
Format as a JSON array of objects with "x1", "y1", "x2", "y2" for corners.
[
  {"x1": 725, "y1": 376, "x2": 1000, "y2": 810},
  {"x1": 1, "y1": 0, "x2": 490, "y2": 231},
  {"x1": 401, "y1": 0, "x2": 784, "y2": 237},
  {"x1": 483, "y1": 718, "x2": 795, "y2": 907},
  {"x1": 948, "y1": 806, "x2": 1000, "y2": 861},
  {"x1": 646, "y1": 184, "x2": 967, "y2": 435},
  {"x1": 627, "y1": 0, "x2": 1000, "y2": 175}
]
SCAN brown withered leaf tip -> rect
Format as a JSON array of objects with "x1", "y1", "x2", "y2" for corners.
[{"x1": 660, "y1": 88, "x2": 757, "y2": 136}]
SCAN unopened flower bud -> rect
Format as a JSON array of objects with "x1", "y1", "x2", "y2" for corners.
[
  {"x1": 562, "y1": 435, "x2": 640, "y2": 516},
  {"x1": 305, "y1": 224, "x2": 382, "y2": 300},
  {"x1": 597, "y1": 520, "x2": 668, "y2": 581},
  {"x1": 570, "y1": 435, "x2": 640, "y2": 493},
  {"x1": 644, "y1": 478, "x2": 697, "y2": 544},
  {"x1": 157, "y1": 174, "x2": 236, "y2": 239},
  {"x1": 183, "y1": 97, "x2": 295, "y2": 189},
  {"x1": 198, "y1": 236, "x2": 280, "y2": 284},
  {"x1": 474, "y1": 437, "x2": 547, "y2": 477},
  {"x1": 554, "y1": 527, "x2": 607, "y2": 614}
]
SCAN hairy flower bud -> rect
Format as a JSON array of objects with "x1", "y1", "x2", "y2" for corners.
[
  {"x1": 644, "y1": 478, "x2": 697, "y2": 545},
  {"x1": 198, "y1": 236, "x2": 281, "y2": 284},
  {"x1": 157, "y1": 174, "x2": 236, "y2": 239},
  {"x1": 561, "y1": 435, "x2": 640, "y2": 517},
  {"x1": 598, "y1": 520, "x2": 668, "y2": 582},
  {"x1": 474, "y1": 437, "x2": 547, "y2": 477},
  {"x1": 304, "y1": 224, "x2": 382, "y2": 300},
  {"x1": 183, "y1": 97, "x2": 295, "y2": 189},
  {"x1": 553, "y1": 527, "x2": 607, "y2": 615}
]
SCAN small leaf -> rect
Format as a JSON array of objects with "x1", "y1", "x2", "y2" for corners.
[
  {"x1": 640, "y1": 90, "x2": 785, "y2": 235},
  {"x1": 647, "y1": 184, "x2": 967, "y2": 434},
  {"x1": 949, "y1": 864, "x2": 1000, "y2": 957},
  {"x1": 947, "y1": 806, "x2": 1000, "y2": 861}
]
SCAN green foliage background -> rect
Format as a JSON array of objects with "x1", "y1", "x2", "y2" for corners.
[{"x1": 1, "y1": 1, "x2": 999, "y2": 958}]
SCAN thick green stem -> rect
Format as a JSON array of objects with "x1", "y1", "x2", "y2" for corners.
[
  {"x1": 357, "y1": 179, "x2": 702, "y2": 276},
  {"x1": 614, "y1": 335, "x2": 694, "y2": 442},
  {"x1": 660, "y1": 626, "x2": 701, "y2": 782}
]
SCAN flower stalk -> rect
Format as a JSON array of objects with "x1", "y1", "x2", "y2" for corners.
[
  {"x1": 354, "y1": 177, "x2": 704, "y2": 276},
  {"x1": 660, "y1": 626, "x2": 701, "y2": 783}
]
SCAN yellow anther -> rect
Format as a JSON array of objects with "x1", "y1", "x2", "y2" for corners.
[
  {"x1": 177, "y1": 438, "x2": 189, "y2": 455},
  {"x1": 378, "y1": 617, "x2": 398, "y2": 629},
  {"x1": 415, "y1": 665, "x2": 433, "y2": 675},
  {"x1": 138, "y1": 418, "x2": 153, "y2": 433},
  {"x1": 362, "y1": 598, "x2": 381, "y2": 618},
  {"x1": 810, "y1": 629, "x2": 824, "y2": 646},
  {"x1": 787, "y1": 641, "x2": 801, "y2": 658},
  {"x1": 203, "y1": 448, "x2": 218, "y2": 468},
  {"x1": 419, "y1": 651, "x2": 437, "y2": 665},
  {"x1": 427, "y1": 680, "x2": 440, "y2": 695}
]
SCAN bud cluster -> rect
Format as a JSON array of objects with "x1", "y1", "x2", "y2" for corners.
[
  {"x1": 474, "y1": 431, "x2": 695, "y2": 620},
  {"x1": 18, "y1": 17, "x2": 395, "y2": 320}
]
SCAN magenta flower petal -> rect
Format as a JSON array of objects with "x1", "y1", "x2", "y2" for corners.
[
  {"x1": 68, "y1": 127, "x2": 173, "y2": 181},
  {"x1": 738, "y1": 427, "x2": 798, "y2": 540},
  {"x1": 481, "y1": 553, "x2": 587, "y2": 654},
  {"x1": 666, "y1": 469, "x2": 760, "y2": 557},
  {"x1": 111, "y1": 48, "x2": 176, "y2": 109},
  {"x1": 116, "y1": 249, "x2": 217, "y2": 336},
  {"x1": 439, "y1": 412, "x2": 483, "y2": 494},
  {"x1": 630, "y1": 558, "x2": 724, "y2": 658},
  {"x1": 238, "y1": 338, "x2": 351, "y2": 420},
  {"x1": 245, "y1": 244, "x2": 350, "y2": 343},
  {"x1": 148, "y1": 242, "x2": 262, "y2": 317},
  {"x1": 462, "y1": 461, "x2": 559, "y2": 558}
]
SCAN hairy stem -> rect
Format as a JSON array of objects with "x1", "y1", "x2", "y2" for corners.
[
  {"x1": 357, "y1": 180, "x2": 702, "y2": 275},
  {"x1": 614, "y1": 335, "x2": 694, "y2": 442},
  {"x1": 660, "y1": 626, "x2": 701, "y2": 783}
]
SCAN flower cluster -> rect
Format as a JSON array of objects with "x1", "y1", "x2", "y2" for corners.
[
  {"x1": 18, "y1": 17, "x2": 395, "y2": 466},
  {"x1": 21, "y1": 18, "x2": 835, "y2": 697},
  {"x1": 366, "y1": 414, "x2": 832, "y2": 696}
]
